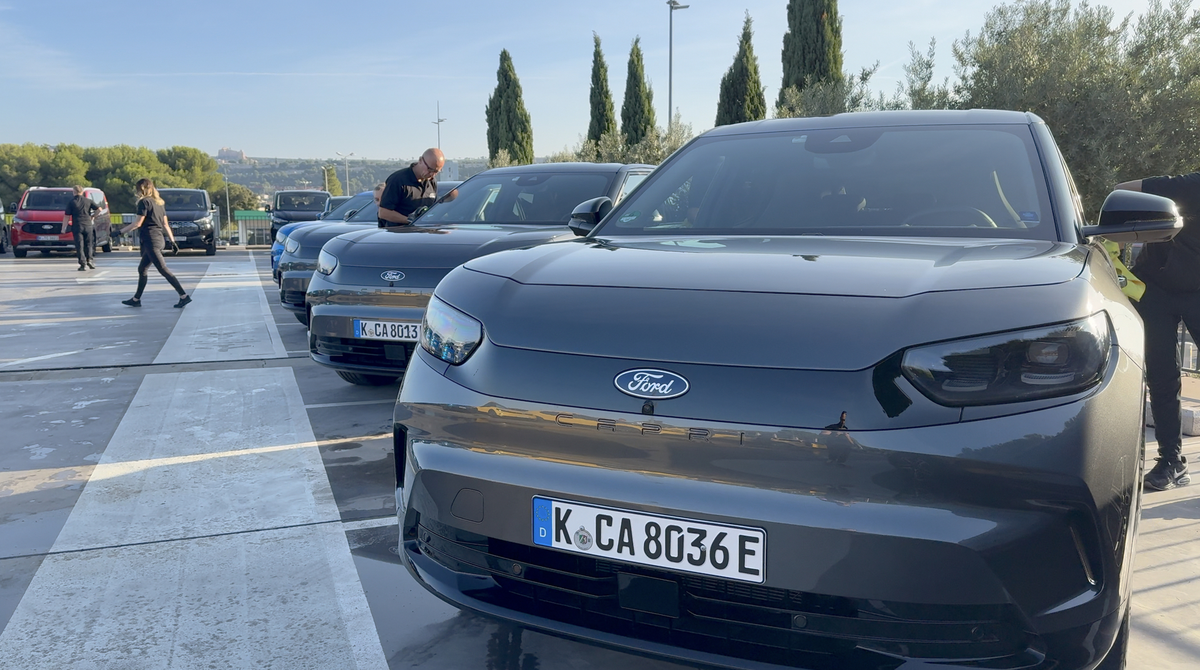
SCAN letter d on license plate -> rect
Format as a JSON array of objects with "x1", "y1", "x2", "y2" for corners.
[{"x1": 532, "y1": 496, "x2": 765, "y2": 583}]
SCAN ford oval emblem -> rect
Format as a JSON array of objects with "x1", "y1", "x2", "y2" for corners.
[
  {"x1": 614, "y1": 369, "x2": 689, "y2": 400},
  {"x1": 381, "y1": 270, "x2": 406, "y2": 282}
]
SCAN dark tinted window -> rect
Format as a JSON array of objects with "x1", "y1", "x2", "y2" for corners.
[
  {"x1": 601, "y1": 126, "x2": 1055, "y2": 240},
  {"x1": 160, "y1": 190, "x2": 208, "y2": 210},
  {"x1": 21, "y1": 190, "x2": 73, "y2": 211},
  {"x1": 327, "y1": 194, "x2": 372, "y2": 220},
  {"x1": 276, "y1": 192, "x2": 330, "y2": 211},
  {"x1": 419, "y1": 173, "x2": 613, "y2": 225}
]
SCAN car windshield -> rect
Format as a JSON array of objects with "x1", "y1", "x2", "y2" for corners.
[
  {"x1": 327, "y1": 194, "x2": 372, "y2": 220},
  {"x1": 21, "y1": 191, "x2": 73, "y2": 211},
  {"x1": 161, "y1": 191, "x2": 207, "y2": 210},
  {"x1": 347, "y1": 201, "x2": 380, "y2": 222},
  {"x1": 276, "y1": 193, "x2": 329, "y2": 211},
  {"x1": 418, "y1": 173, "x2": 613, "y2": 225},
  {"x1": 599, "y1": 125, "x2": 1056, "y2": 240}
]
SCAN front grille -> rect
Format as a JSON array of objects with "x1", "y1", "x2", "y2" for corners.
[
  {"x1": 314, "y1": 336, "x2": 412, "y2": 369},
  {"x1": 23, "y1": 223, "x2": 61, "y2": 234},
  {"x1": 282, "y1": 290, "x2": 306, "y2": 306},
  {"x1": 416, "y1": 522, "x2": 1043, "y2": 670},
  {"x1": 171, "y1": 223, "x2": 201, "y2": 235}
]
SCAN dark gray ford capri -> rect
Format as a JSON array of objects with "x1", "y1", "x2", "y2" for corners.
[
  {"x1": 394, "y1": 110, "x2": 1182, "y2": 669},
  {"x1": 306, "y1": 163, "x2": 652, "y2": 385}
]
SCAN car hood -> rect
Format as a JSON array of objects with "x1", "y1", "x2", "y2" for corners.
[
  {"x1": 328, "y1": 223, "x2": 574, "y2": 270},
  {"x1": 272, "y1": 210, "x2": 323, "y2": 222},
  {"x1": 288, "y1": 222, "x2": 375, "y2": 258},
  {"x1": 441, "y1": 236, "x2": 1093, "y2": 371},
  {"x1": 165, "y1": 210, "x2": 211, "y2": 222},
  {"x1": 466, "y1": 236, "x2": 1085, "y2": 296},
  {"x1": 16, "y1": 210, "x2": 69, "y2": 222}
]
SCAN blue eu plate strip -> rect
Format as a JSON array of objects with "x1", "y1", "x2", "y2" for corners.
[
  {"x1": 353, "y1": 320, "x2": 361, "y2": 338},
  {"x1": 532, "y1": 497, "x2": 553, "y2": 546}
]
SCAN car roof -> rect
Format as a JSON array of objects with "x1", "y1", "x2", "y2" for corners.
[
  {"x1": 159, "y1": 188, "x2": 206, "y2": 193},
  {"x1": 478, "y1": 162, "x2": 654, "y2": 176},
  {"x1": 702, "y1": 109, "x2": 1041, "y2": 138}
]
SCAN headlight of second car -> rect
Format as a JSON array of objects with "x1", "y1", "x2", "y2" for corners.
[
  {"x1": 316, "y1": 249, "x2": 338, "y2": 276},
  {"x1": 284, "y1": 237, "x2": 300, "y2": 253},
  {"x1": 420, "y1": 297, "x2": 482, "y2": 365},
  {"x1": 901, "y1": 312, "x2": 1111, "y2": 407}
]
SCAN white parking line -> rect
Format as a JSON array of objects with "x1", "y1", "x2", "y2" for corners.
[
  {"x1": 0, "y1": 367, "x2": 388, "y2": 669},
  {"x1": 304, "y1": 399, "x2": 394, "y2": 410},
  {"x1": 154, "y1": 261, "x2": 288, "y2": 364}
]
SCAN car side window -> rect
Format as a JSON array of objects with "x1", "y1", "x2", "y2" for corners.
[{"x1": 615, "y1": 173, "x2": 649, "y2": 205}]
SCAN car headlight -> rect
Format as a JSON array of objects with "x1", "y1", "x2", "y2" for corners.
[
  {"x1": 420, "y1": 297, "x2": 483, "y2": 365},
  {"x1": 275, "y1": 231, "x2": 287, "y2": 244},
  {"x1": 272, "y1": 216, "x2": 287, "y2": 225},
  {"x1": 284, "y1": 237, "x2": 300, "y2": 253},
  {"x1": 901, "y1": 313, "x2": 1111, "y2": 407},
  {"x1": 316, "y1": 249, "x2": 338, "y2": 276},
  {"x1": 196, "y1": 216, "x2": 213, "y2": 228}
]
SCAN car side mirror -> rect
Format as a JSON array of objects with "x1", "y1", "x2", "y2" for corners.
[
  {"x1": 568, "y1": 197, "x2": 613, "y2": 237},
  {"x1": 265, "y1": 205, "x2": 273, "y2": 213},
  {"x1": 6, "y1": 202, "x2": 15, "y2": 213},
  {"x1": 1082, "y1": 190, "x2": 1182, "y2": 243}
]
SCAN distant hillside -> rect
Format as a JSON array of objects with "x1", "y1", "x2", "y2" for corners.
[{"x1": 221, "y1": 157, "x2": 489, "y2": 195}]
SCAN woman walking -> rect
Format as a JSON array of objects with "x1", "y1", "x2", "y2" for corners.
[{"x1": 121, "y1": 178, "x2": 191, "y2": 308}]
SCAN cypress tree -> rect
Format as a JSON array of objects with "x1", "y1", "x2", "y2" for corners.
[
  {"x1": 485, "y1": 50, "x2": 534, "y2": 165},
  {"x1": 778, "y1": 0, "x2": 844, "y2": 107},
  {"x1": 620, "y1": 37, "x2": 657, "y2": 147},
  {"x1": 588, "y1": 33, "x2": 617, "y2": 145},
  {"x1": 715, "y1": 13, "x2": 767, "y2": 127}
]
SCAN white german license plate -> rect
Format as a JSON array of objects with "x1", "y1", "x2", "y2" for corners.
[
  {"x1": 37, "y1": 235, "x2": 59, "y2": 241},
  {"x1": 532, "y1": 496, "x2": 766, "y2": 583},
  {"x1": 353, "y1": 319, "x2": 421, "y2": 342}
]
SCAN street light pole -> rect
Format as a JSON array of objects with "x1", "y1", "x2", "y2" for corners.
[
  {"x1": 667, "y1": 0, "x2": 689, "y2": 132},
  {"x1": 432, "y1": 101, "x2": 447, "y2": 149},
  {"x1": 336, "y1": 151, "x2": 355, "y2": 192}
]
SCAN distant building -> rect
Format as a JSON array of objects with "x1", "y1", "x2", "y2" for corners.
[{"x1": 218, "y1": 147, "x2": 250, "y2": 163}]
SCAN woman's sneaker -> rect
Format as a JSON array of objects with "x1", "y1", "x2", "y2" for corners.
[
  {"x1": 121, "y1": 298, "x2": 141, "y2": 307},
  {"x1": 173, "y1": 295, "x2": 192, "y2": 308},
  {"x1": 1145, "y1": 456, "x2": 1190, "y2": 491}
]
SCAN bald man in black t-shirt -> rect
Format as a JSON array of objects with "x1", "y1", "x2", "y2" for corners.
[{"x1": 377, "y1": 148, "x2": 443, "y2": 228}]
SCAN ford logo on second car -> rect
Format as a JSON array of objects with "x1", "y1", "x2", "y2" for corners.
[
  {"x1": 614, "y1": 369, "x2": 689, "y2": 400},
  {"x1": 381, "y1": 270, "x2": 406, "y2": 282}
]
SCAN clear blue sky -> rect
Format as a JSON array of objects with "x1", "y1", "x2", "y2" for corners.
[{"x1": 1, "y1": 0, "x2": 1150, "y2": 161}]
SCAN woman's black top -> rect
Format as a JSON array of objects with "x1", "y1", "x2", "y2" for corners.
[{"x1": 136, "y1": 198, "x2": 167, "y2": 239}]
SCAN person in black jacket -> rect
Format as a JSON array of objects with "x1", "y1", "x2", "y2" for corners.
[
  {"x1": 119, "y1": 179, "x2": 190, "y2": 308},
  {"x1": 1117, "y1": 172, "x2": 1200, "y2": 490},
  {"x1": 62, "y1": 186, "x2": 99, "y2": 271}
]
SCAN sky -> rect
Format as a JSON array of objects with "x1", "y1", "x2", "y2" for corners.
[{"x1": 0, "y1": 0, "x2": 1155, "y2": 162}]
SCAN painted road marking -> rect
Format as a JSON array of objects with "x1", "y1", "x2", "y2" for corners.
[
  {"x1": 154, "y1": 261, "x2": 287, "y2": 364},
  {"x1": 304, "y1": 399, "x2": 394, "y2": 410},
  {"x1": 0, "y1": 368, "x2": 388, "y2": 669}
]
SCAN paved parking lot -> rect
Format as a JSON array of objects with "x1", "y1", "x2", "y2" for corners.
[{"x1": 0, "y1": 248, "x2": 1197, "y2": 669}]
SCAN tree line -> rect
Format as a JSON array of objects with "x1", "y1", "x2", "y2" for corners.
[
  {"x1": 485, "y1": 0, "x2": 1200, "y2": 215},
  {"x1": 0, "y1": 143, "x2": 259, "y2": 214}
]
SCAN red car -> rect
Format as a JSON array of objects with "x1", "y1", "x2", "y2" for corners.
[{"x1": 11, "y1": 187, "x2": 114, "y2": 258}]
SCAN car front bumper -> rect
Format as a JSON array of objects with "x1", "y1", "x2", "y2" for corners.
[
  {"x1": 394, "y1": 348, "x2": 1141, "y2": 670},
  {"x1": 279, "y1": 270, "x2": 315, "y2": 313},
  {"x1": 307, "y1": 282, "x2": 429, "y2": 376}
]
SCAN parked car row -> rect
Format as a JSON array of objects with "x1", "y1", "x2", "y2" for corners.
[
  {"x1": 355, "y1": 112, "x2": 1156, "y2": 670},
  {"x1": 3, "y1": 186, "x2": 221, "y2": 258}
]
